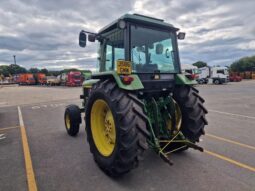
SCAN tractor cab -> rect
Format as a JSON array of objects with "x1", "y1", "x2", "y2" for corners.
[{"x1": 79, "y1": 14, "x2": 187, "y2": 94}]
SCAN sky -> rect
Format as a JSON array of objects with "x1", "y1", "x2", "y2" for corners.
[{"x1": 0, "y1": 0, "x2": 254, "y2": 71}]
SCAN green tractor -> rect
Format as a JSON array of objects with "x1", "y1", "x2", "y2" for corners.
[{"x1": 64, "y1": 14, "x2": 208, "y2": 176}]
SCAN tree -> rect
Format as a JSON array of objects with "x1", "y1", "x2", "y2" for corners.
[
  {"x1": 192, "y1": 61, "x2": 207, "y2": 68},
  {"x1": 29, "y1": 67, "x2": 40, "y2": 74},
  {"x1": 0, "y1": 65, "x2": 10, "y2": 76},
  {"x1": 230, "y1": 55, "x2": 255, "y2": 72},
  {"x1": 40, "y1": 68, "x2": 49, "y2": 75},
  {"x1": 61, "y1": 68, "x2": 79, "y2": 74},
  {"x1": 48, "y1": 70, "x2": 61, "y2": 76},
  {"x1": 0, "y1": 64, "x2": 27, "y2": 76},
  {"x1": 9, "y1": 64, "x2": 27, "y2": 74}
]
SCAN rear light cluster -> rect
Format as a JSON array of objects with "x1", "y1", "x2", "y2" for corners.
[{"x1": 120, "y1": 75, "x2": 134, "y2": 85}]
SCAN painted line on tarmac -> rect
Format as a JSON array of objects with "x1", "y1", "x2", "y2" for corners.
[
  {"x1": 18, "y1": 106, "x2": 38, "y2": 191},
  {"x1": 209, "y1": 109, "x2": 255, "y2": 120},
  {"x1": 204, "y1": 149, "x2": 255, "y2": 173},
  {"x1": 0, "y1": 126, "x2": 20, "y2": 132},
  {"x1": 0, "y1": 134, "x2": 6, "y2": 140},
  {"x1": 206, "y1": 133, "x2": 255, "y2": 151},
  {"x1": 0, "y1": 98, "x2": 80, "y2": 109}
]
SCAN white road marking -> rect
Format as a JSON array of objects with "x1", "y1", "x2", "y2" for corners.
[
  {"x1": 209, "y1": 109, "x2": 255, "y2": 120},
  {"x1": 31, "y1": 106, "x2": 40, "y2": 109},
  {"x1": 0, "y1": 134, "x2": 6, "y2": 140},
  {"x1": 31, "y1": 103, "x2": 66, "y2": 109}
]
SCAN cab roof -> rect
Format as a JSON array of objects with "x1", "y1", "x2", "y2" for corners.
[{"x1": 98, "y1": 14, "x2": 179, "y2": 34}]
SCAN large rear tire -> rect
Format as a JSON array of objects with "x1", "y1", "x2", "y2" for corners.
[
  {"x1": 169, "y1": 85, "x2": 208, "y2": 152},
  {"x1": 85, "y1": 80, "x2": 150, "y2": 177}
]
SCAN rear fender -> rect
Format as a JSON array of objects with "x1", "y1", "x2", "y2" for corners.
[
  {"x1": 90, "y1": 71, "x2": 144, "y2": 91},
  {"x1": 175, "y1": 74, "x2": 197, "y2": 85}
]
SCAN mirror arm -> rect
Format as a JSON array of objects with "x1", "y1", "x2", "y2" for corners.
[{"x1": 81, "y1": 30, "x2": 97, "y2": 36}]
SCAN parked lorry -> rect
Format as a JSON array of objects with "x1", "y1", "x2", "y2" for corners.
[
  {"x1": 46, "y1": 76, "x2": 60, "y2": 86},
  {"x1": 58, "y1": 71, "x2": 83, "y2": 86},
  {"x1": 64, "y1": 14, "x2": 208, "y2": 176},
  {"x1": 18, "y1": 73, "x2": 35, "y2": 85},
  {"x1": 181, "y1": 64, "x2": 199, "y2": 80},
  {"x1": 197, "y1": 66, "x2": 229, "y2": 84},
  {"x1": 210, "y1": 66, "x2": 229, "y2": 84},
  {"x1": 35, "y1": 73, "x2": 47, "y2": 85},
  {"x1": 197, "y1": 67, "x2": 210, "y2": 84}
]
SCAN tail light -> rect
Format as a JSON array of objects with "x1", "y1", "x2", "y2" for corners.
[{"x1": 120, "y1": 75, "x2": 134, "y2": 85}]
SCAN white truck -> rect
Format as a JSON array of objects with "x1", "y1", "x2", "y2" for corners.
[
  {"x1": 197, "y1": 67, "x2": 210, "y2": 84},
  {"x1": 198, "y1": 66, "x2": 229, "y2": 84},
  {"x1": 181, "y1": 64, "x2": 199, "y2": 80},
  {"x1": 210, "y1": 66, "x2": 229, "y2": 84}
]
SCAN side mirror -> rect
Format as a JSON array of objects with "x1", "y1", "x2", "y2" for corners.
[
  {"x1": 177, "y1": 32, "x2": 186, "y2": 40},
  {"x1": 156, "y1": 44, "x2": 163, "y2": 54},
  {"x1": 88, "y1": 34, "x2": 96, "y2": 42},
  {"x1": 79, "y1": 31, "x2": 87, "y2": 47}
]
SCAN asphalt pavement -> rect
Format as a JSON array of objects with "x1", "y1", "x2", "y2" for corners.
[{"x1": 0, "y1": 82, "x2": 255, "y2": 191}]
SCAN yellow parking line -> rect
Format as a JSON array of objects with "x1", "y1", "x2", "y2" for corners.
[
  {"x1": 206, "y1": 133, "x2": 255, "y2": 151},
  {"x1": 204, "y1": 149, "x2": 255, "y2": 172},
  {"x1": 0, "y1": 126, "x2": 20, "y2": 131},
  {"x1": 18, "y1": 106, "x2": 38, "y2": 191}
]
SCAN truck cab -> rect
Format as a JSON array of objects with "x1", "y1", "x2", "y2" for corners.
[
  {"x1": 36, "y1": 73, "x2": 47, "y2": 85},
  {"x1": 67, "y1": 71, "x2": 82, "y2": 86},
  {"x1": 211, "y1": 66, "x2": 229, "y2": 84},
  {"x1": 181, "y1": 64, "x2": 199, "y2": 81}
]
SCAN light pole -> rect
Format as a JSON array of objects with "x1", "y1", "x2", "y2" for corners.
[{"x1": 13, "y1": 55, "x2": 16, "y2": 65}]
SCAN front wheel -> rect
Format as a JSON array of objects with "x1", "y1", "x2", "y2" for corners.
[
  {"x1": 64, "y1": 105, "x2": 81, "y2": 136},
  {"x1": 214, "y1": 79, "x2": 220, "y2": 84}
]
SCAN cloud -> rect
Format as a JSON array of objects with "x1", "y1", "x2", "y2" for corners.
[{"x1": 0, "y1": 0, "x2": 254, "y2": 70}]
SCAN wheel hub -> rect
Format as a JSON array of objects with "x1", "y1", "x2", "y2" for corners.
[
  {"x1": 65, "y1": 114, "x2": 71, "y2": 130},
  {"x1": 104, "y1": 111, "x2": 115, "y2": 144},
  {"x1": 91, "y1": 99, "x2": 116, "y2": 156}
]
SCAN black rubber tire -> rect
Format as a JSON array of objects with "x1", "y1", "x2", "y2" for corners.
[
  {"x1": 64, "y1": 104, "x2": 81, "y2": 136},
  {"x1": 169, "y1": 85, "x2": 208, "y2": 152},
  {"x1": 214, "y1": 79, "x2": 220, "y2": 85},
  {"x1": 85, "y1": 79, "x2": 150, "y2": 177}
]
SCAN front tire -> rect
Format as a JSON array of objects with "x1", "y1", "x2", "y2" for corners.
[
  {"x1": 214, "y1": 79, "x2": 220, "y2": 84},
  {"x1": 85, "y1": 80, "x2": 149, "y2": 177},
  {"x1": 64, "y1": 105, "x2": 81, "y2": 136}
]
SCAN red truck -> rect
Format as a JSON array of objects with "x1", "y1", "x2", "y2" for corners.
[
  {"x1": 19, "y1": 73, "x2": 36, "y2": 85},
  {"x1": 35, "y1": 73, "x2": 47, "y2": 85},
  {"x1": 58, "y1": 71, "x2": 83, "y2": 86}
]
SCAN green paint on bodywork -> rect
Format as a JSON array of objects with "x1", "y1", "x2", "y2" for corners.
[
  {"x1": 92, "y1": 71, "x2": 144, "y2": 90},
  {"x1": 175, "y1": 74, "x2": 197, "y2": 85},
  {"x1": 83, "y1": 79, "x2": 99, "y2": 88}
]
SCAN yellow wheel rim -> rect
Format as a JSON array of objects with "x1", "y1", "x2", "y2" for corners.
[
  {"x1": 65, "y1": 114, "x2": 71, "y2": 130},
  {"x1": 91, "y1": 99, "x2": 116, "y2": 157},
  {"x1": 166, "y1": 100, "x2": 182, "y2": 131}
]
